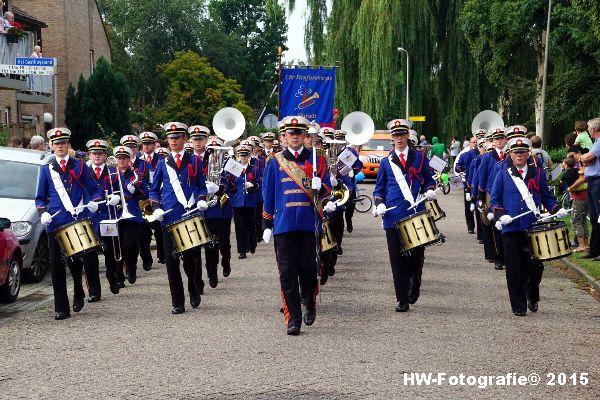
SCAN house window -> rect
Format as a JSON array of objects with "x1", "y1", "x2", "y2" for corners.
[
  {"x1": 89, "y1": 50, "x2": 95, "y2": 74},
  {"x1": 21, "y1": 114, "x2": 35, "y2": 124}
]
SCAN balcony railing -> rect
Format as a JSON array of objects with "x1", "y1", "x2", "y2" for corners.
[{"x1": 0, "y1": 31, "x2": 52, "y2": 96}]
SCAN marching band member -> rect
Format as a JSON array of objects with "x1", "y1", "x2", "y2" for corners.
[
  {"x1": 455, "y1": 134, "x2": 479, "y2": 234},
  {"x1": 231, "y1": 143, "x2": 260, "y2": 259},
  {"x1": 261, "y1": 131, "x2": 276, "y2": 157},
  {"x1": 373, "y1": 119, "x2": 436, "y2": 313},
  {"x1": 490, "y1": 137, "x2": 567, "y2": 316},
  {"x1": 468, "y1": 137, "x2": 487, "y2": 243},
  {"x1": 262, "y1": 116, "x2": 333, "y2": 335},
  {"x1": 156, "y1": 147, "x2": 169, "y2": 158},
  {"x1": 203, "y1": 135, "x2": 234, "y2": 287},
  {"x1": 86, "y1": 139, "x2": 122, "y2": 295},
  {"x1": 335, "y1": 130, "x2": 363, "y2": 234},
  {"x1": 36, "y1": 128, "x2": 103, "y2": 320},
  {"x1": 150, "y1": 122, "x2": 208, "y2": 314},
  {"x1": 112, "y1": 146, "x2": 148, "y2": 285},
  {"x1": 249, "y1": 136, "x2": 266, "y2": 245},
  {"x1": 139, "y1": 132, "x2": 166, "y2": 267}
]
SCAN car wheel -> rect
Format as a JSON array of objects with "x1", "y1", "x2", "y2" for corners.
[
  {"x1": 0, "y1": 254, "x2": 21, "y2": 303},
  {"x1": 24, "y1": 236, "x2": 48, "y2": 283}
]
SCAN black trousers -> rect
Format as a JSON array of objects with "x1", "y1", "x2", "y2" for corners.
[
  {"x1": 233, "y1": 207, "x2": 255, "y2": 254},
  {"x1": 48, "y1": 234, "x2": 101, "y2": 314},
  {"x1": 385, "y1": 229, "x2": 425, "y2": 303},
  {"x1": 275, "y1": 232, "x2": 319, "y2": 328},
  {"x1": 502, "y1": 232, "x2": 544, "y2": 313},
  {"x1": 345, "y1": 190, "x2": 357, "y2": 226},
  {"x1": 139, "y1": 219, "x2": 165, "y2": 265},
  {"x1": 205, "y1": 218, "x2": 232, "y2": 279},
  {"x1": 162, "y1": 227, "x2": 202, "y2": 308},
  {"x1": 463, "y1": 190, "x2": 475, "y2": 232},
  {"x1": 475, "y1": 208, "x2": 483, "y2": 241},
  {"x1": 114, "y1": 220, "x2": 142, "y2": 282},
  {"x1": 330, "y1": 209, "x2": 345, "y2": 247},
  {"x1": 492, "y1": 225, "x2": 504, "y2": 263},
  {"x1": 100, "y1": 236, "x2": 119, "y2": 285},
  {"x1": 482, "y1": 222, "x2": 495, "y2": 261},
  {"x1": 255, "y1": 202, "x2": 263, "y2": 243}
]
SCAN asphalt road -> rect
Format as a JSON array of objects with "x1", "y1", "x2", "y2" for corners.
[{"x1": 1, "y1": 187, "x2": 598, "y2": 399}]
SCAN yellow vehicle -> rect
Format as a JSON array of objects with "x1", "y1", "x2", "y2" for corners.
[{"x1": 358, "y1": 130, "x2": 392, "y2": 178}]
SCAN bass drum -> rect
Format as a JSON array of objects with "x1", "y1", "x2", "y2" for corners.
[
  {"x1": 55, "y1": 218, "x2": 102, "y2": 258},
  {"x1": 321, "y1": 220, "x2": 337, "y2": 253},
  {"x1": 395, "y1": 211, "x2": 444, "y2": 252},
  {"x1": 167, "y1": 215, "x2": 212, "y2": 254},
  {"x1": 526, "y1": 221, "x2": 572, "y2": 261}
]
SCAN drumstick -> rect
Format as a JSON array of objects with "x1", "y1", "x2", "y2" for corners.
[
  {"x1": 72, "y1": 200, "x2": 107, "y2": 212},
  {"x1": 537, "y1": 208, "x2": 572, "y2": 223},
  {"x1": 408, "y1": 187, "x2": 441, "y2": 210},
  {"x1": 507, "y1": 210, "x2": 532, "y2": 223},
  {"x1": 50, "y1": 210, "x2": 61, "y2": 218}
]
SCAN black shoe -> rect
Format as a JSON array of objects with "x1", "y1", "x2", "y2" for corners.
[
  {"x1": 320, "y1": 273, "x2": 329, "y2": 285},
  {"x1": 528, "y1": 301, "x2": 538, "y2": 313},
  {"x1": 249, "y1": 246, "x2": 256, "y2": 254},
  {"x1": 190, "y1": 294, "x2": 201, "y2": 308},
  {"x1": 55, "y1": 311, "x2": 70, "y2": 320},
  {"x1": 494, "y1": 261, "x2": 504, "y2": 270},
  {"x1": 581, "y1": 252, "x2": 598, "y2": 259},
  {"x1": 513, "y1": 311, "x2": 526, "y2": 316},
  {"x1": 279, "y1": 306, "x2": 284, "y2": 314},
  {"x1": 158, "y1": 258, "x2": 166, "y2": 264},
  {"x1": 347, "y1": 222, "x2": 353, "y2": 233},
  {"x1": 88, "y1": 295, "x2": 101, "y2": 303},
  {"x1": 143, "y1": 263, "x2": 152, "y2": 271},
  {"x1": 171, "y1": 306, "x2": 185, "y2": 314},
  {"x1": 395, "y1": 302, "x2": 409, "y2": 312},
  {"x1": 109, "y1": 282, "x2": 120, "y2": 295},
  {"x1": 329, "y1": 267, "x2": 336, "y2": 277},
  {"x1": 408, "y1": 288, "x2": 420, "y2": 305},
  {"x1": 304, "y1": 309, "x2": 316, "y2": 326},
  {"x1": 209, "y1": 277, "x2": 218, "y2": 288},
  {"x1": 286, "y1": 326, "x2": 300, "y2": 335},
  {"x1": 223, "y1": 262, "x2": 231, "y2": 278},
  {"x1": 127, "y1": 273, "x2": 137, "y2": 285},
  {"x1": 117, "y1": 280, "x2": 126, "y2": 288},
  {"x1": 238, "y1": 253, "x2": 247, "y2": 259},
  {"x1": 73, "y1": 298, "x2": 84, "y2": 313},
  {"x1": 486, "y1": 259, "x2": 494, "y2": 263},
  {"x1": 478, "y1": 240, "x2": 485, "y2": 244},
  {"x1": 337, "y1": 247, "x2": 343, "y2": 256},
  {"x1": 468, "y1": 229, "x2": 475, "y2": 234}
]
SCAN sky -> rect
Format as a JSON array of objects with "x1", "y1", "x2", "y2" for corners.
[{"x1": 283, "y1": 0, "x2": 308, "y2": 63}]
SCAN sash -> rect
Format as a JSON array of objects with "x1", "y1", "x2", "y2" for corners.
[
  {"x1": 509, "y1": 172, "x2": 539, "y2": 217},
  {"x1": 273, "y1": 153, "x2": 323, "y2": 218},
  {"x1": 49, "y1": 166, "x2": 82, "y2": 217},
  {"x1": 165, "y1": 163, "x2": 195, "y2": 209},
  {"x1": 388, "y1": 155, "x2": 415, "y2": 207}
]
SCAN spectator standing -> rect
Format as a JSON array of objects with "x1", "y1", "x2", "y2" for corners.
[
  {"x1": 449, "y1": 136, "x2": 460, "y2": 165},
  {"x1": 31, "y1": 46, "x2": 42, "y2": 58},
  {"x1": 29, "y1": 135, "x2": 46, "y2": 151},
  {"x1": 579, "y1": 118, "x2": 600, "y2": 261},
  {"x1": 3, "y1": 11, "x2": 13, "y2": 31},
  {"x1": 530, "y1": 135, "x2": 553, "y2": 178},
  {"x1": 419, "y1": 135, "x2": 428, "y2": 147},
  {"x1": 574, "y1": 120, "x2": 593, "y2": 150},
  {"x1": 429, "y1": 136, "x2": 448, "y2": 160},
  {"x1": 462, "y1": 135, "x2": 470, "y2": 149},
  {"x1": 7, "y1": 136, "x2": 23, "y2": 148},
  {"x1": 560, "y1": 155, "x2": 588, "y2": 252}
]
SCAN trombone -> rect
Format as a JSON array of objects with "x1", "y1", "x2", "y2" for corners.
[{"x1": 104, "y1": 157, "x2": 124, "y2": 261}]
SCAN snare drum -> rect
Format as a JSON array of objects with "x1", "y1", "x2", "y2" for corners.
[
  {"x1": 395, "y1": 211, "x2": 443, "y2": 252},
  {"x1": 167, "y1": 215, "x2": 212, "y2": 254},
  {"x1": 526, "y1": 221, "x2": 572, "y2": 261},
  {"x1": 425, "y1": 199, "x2": 446, "y2": 221},
  {"x1": 321, "y1": 220, "x2": 337, "y2": 253},
  {"x1": 55, "y1": 218, "x2": 101, "y2": 258}
]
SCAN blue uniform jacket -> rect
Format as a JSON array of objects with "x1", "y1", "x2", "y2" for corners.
[
  {"x1": 35, "y1": 158, "x2": 100, "y2": 233},
  {"x1": 262, "y1": 148, "x2": 332, "y2": 235},
  {"x1": 252, "y1": 156, "x2": 265, "y2": 203},
  {"x1": 87, "y1": 163, "x2": 113, "y2": 232},
  {"x1": 231, "y1": 161, "x2": 260, "y2": 208},
  {"x1": 149, "y1": 152, "x2": 207, "y2": 226},
  {"x1": 373, "y1": 149, "x2": 436, "y2": 230},
  {"x1": 490, "y1": 164, "x2": 559, "y2": 234},
  {"x1": 456, "y1": 148, "x2": 478, "y2": 174},
  {"x1": 477, "y1": 150, "x2": 503, "y2": 196}
]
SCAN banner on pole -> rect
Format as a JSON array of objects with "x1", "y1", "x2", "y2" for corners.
[{"x1": 279, "y1": 67, "x2": 336, "y2": 125}]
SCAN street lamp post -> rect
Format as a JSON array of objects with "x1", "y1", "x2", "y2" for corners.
[{"x1": 397, "y1": 47, "x2": 409, "y2": 120}]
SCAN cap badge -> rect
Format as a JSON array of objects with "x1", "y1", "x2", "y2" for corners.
[
  {"x1": 395, "y1": 120, "x2": 401, "y2": 127},
  {"x1": 170, "y1": 124, "x2": 177, "y2": 131},
  {"x1": 95, "y1": 141, "x2": 100, "y2": 146},
  {"x1": 291, "y1": 118, "x2": 298, "y2": 125}
]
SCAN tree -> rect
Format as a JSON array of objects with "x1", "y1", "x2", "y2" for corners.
[
  {"x1": 65, "y1": 58, "x2": 132, "y2": 149},
  {"x1": 158, "y1": 51, "x2": 253, "y2": 127}
]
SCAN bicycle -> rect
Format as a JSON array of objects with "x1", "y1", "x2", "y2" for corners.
[{"x1": 351, "y1": 188, "x2": 373, "y2": 213}]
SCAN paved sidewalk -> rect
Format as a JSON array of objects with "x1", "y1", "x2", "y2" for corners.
[{"x1": 0, "y1": 189, "x2": 598, "y2": 399}]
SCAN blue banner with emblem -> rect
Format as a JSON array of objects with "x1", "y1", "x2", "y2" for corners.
[{"x1": 279, "y1": 67, "x2": 336, "y2": 125}]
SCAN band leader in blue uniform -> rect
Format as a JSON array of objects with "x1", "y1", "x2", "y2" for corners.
[
  {"x1": 150, "y1": 122, "x2": 208, "y2": 314},
  {"x1": 261, "y1": 116, "x2": 334, "y2": 335},
  {"x1": 490, "y1": 137, "x2": 567, "y2": 316},
  {"x1": 36, "y1": 128, "x2": 103, "y2": 320},
  {"x1": 232, "y1": 142, "x2": 260, "y2": 259},
  {"x1": 373, "y1": 119, "x2": 436, "y2": 313}
]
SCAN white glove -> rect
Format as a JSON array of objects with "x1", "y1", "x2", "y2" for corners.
[
  {"x1": 469, "y1": 203, "x2": 475, "y2": 212},
  {"x1": 245, "y1": 181, "x2": 254, "y2": 189},
  {"x1": 41, "y1": 212, "x2": 52, "y2": 226},
  {"x1": 206, "y1": 182, "x2": 219, "y2": 194},
  {"x1": 598, "y1": 215, "x2": 600, "y2": 224},
  {"x1": 555, "y1": 208, "x2": 568, "y2": 218},
  {"x1": 324, "y1": 201, "x2": 337, "y2": 214},
  {"x1": 311, "y1": 177, "x2": 322, "y2": 190},
  {"x1": 487, "y1": 212, "x2": 494, "y2": 222},
  {"x1": 425, "y1": 189, "x2": 437, "y2": 200},
  {"x1": 465, "y1": 193, "x2": 471, "y2": 202},
  {"x1": 477, "y1": 200, "x2": 483, "y2": 208},
  {"x1": 495, "y1": 221, "x2": 503, "y2": 231},
  {"x1": 127, "y1": 182, "x2": 136, "y2": 194},
  {"x1": 107, "y1": 194, "x2": 120, "y2": 206},
  {"x1": 348, "y1": 170, "x2": 355, "y2": 178},
  {"x1": 376, "y1": 203, "x2": 387, "y2": 216},
  {"x1": 86, "y1": 201, "x2": 99, "y2": 213},
  {"x1": 330, "y1": 174, "x2": 338, "y2": 188},
  {"x1": 197, "y1": 200, "x2": 208, "y2": 212},
  {"x1": 499, "y1": 215, "x2": 513, "y2": 225},
  {"x1": 262, "y1": 228, "x2": 272, "y2": 244},
  {"x1": 153, "y1": 208, "x2": 165, "y2": 222}
]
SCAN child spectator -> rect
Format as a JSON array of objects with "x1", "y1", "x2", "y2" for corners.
[
  {"x1": 574, "y1": 120, "x2": 593, "y2": 150},
  {"x1": 561, "y1": 155, "x2": 588, "y2": 252}
]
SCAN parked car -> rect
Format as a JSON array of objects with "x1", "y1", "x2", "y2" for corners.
[
  {"x1": 0, "y1": 217, "x2": 22, "y2": 302},
  {"x1": 358, "y1": 130, "x2": 392, "y2": 179},
  {"x1": 0, "y1": 147, "x2": 54, "y2": 282}
]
